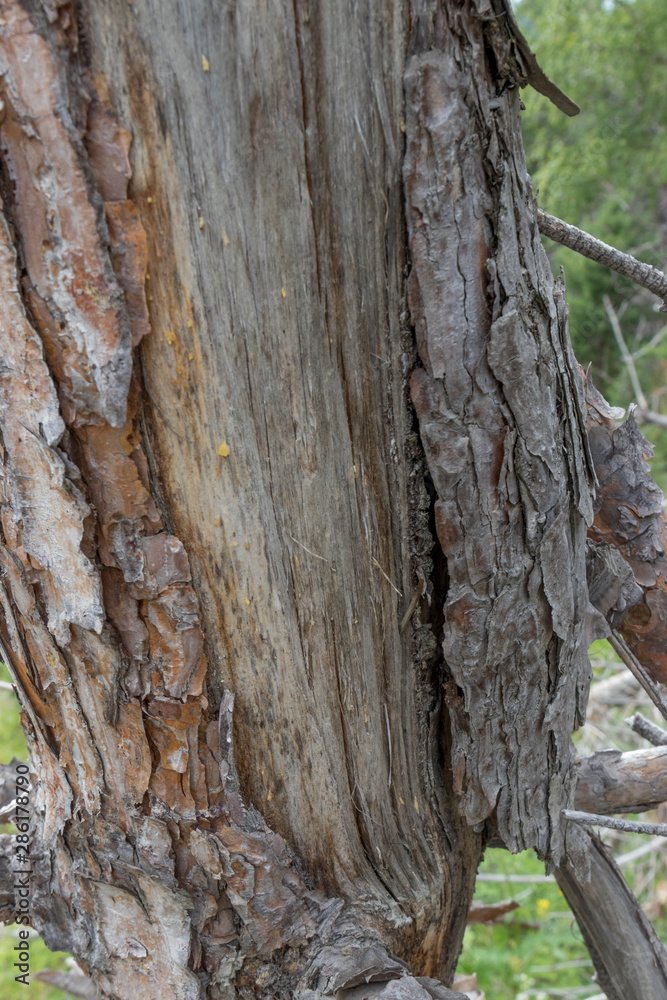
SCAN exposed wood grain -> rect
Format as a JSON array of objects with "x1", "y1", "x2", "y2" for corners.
[
  {"x1": 79, "y1": 0, "x2": 484, "y2": 981},
  {"x1": 2, "y1": 1, "x2": 664, "y2": 997},
  {"x1": 575, "y1": 746, "x2": 667, "y2": 815},
  {"x1": 0, "y1": 0, "x2": 483, "y2": 994}
]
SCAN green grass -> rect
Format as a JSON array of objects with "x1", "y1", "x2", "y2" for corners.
[
  {"x1": 0, "y1": 663, "x2": 75, "y2": 999},
  {"x1": 459, "y1": 850, "x2": 595, "y2": 1000},
  {"x1": 0, "y1": 928, "x2": 72, "y2": 1000},
  {"x1": 0, "y1": 662, "x2": 28, "y2": 761}
]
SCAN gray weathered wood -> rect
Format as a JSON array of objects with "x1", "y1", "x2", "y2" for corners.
[
  {"x1": 627, "y1": 712, "x2": 667, "y2": 746},
  {"x1": 538, "y1": 209, "x2": 667, "y2": 310},
  {"x1": 574, "y1": 746, "x2": 667, "y2": 815},
  {"x1": 78, "y1": 0, "x2": 484, "y2": 980},
  {"x1": 556, "y1": 832, "x2": 667, "y2": 1000}
]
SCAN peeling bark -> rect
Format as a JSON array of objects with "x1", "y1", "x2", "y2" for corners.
[
  {"x1": 0, "y1": 0, "x2": 479, "y2": 996},
  {"x1": 404, "y1": 2, "x2": 595, "y2": 865},
  {"x1": 1, "y1": 1, "x2": 665, "y2": 998},
  {"x1": 584, "y1": 372, "x2": 667, "y2": 682}
]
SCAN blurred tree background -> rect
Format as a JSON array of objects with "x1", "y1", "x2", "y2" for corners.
[{"x1": 520, "y1": 0, "x2": 667, "y2": 488}]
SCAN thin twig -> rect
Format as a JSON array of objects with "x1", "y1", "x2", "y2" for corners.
[
  {"x1": 626, "y1": 712, "x2": 667, "y2": 747},
  {"x1": 615, "y1": 836, "x2": 665, "y2": 866},
  {"x1": 602, "y1": 295, "x2": 648, "y2": 410},
  {"x1": 399, "y1": 579, "x2": 425, "y2": 633},
  {"x1": 287, "y1": 534, "x2": 327, "y2": 562},
  {"x1": 537, "y1": 209, "x2": 667, "y2": 310},
  {"x1": 371, "y1": 556, "x2": 402, "y2": 597},
  {"x1": 608, "y1": 630, "x2": 667, "y2": 723},
  {"x1": 563, "y1": 809, "x2": 667, "y2": 838},
  {"x1": 384, "y1": 703, "x2": 392, "y2": 789},
  {"x1": 631, "y1": 324, "x2": 667, "y2": 361}
]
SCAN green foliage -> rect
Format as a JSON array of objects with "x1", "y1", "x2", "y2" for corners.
[
  {"x1": 0, "y1": 662, "x2": 27, "y2": 762},
  {"x1": 459, "y1": 850, "x2": 594, "y2": 1000},
  {"x1": 0, "y1": 929, "x2": 72, "y2": 1000},
  {"x1": 0, "y1": 666, "x2": 73, "y2": 999},
  {"x1": 517, "y1": 0, "x2": 667, "y2": 490}
]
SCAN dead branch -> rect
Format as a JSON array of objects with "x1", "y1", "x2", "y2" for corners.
[
  {"x1": 556, "y1": 830, "x2": 667, "y2": 1000},
  {"x1": 574, "y1": 745, "x2": 667, "y2": 815},
  {"x1": 608, "y1": 631, "x2": 667, "y2": 722},
  {"x1": 500, "y1": 1, "x2": 580, "y2": 116},
  {"x1": 537, "y1": 209, "x2": 667, "y2": 309},
  {"x1": 467, "y1": 899, "x2": 519, "y2": 925},
  {"x1": 563, "y1": 809, "x2": 667, "y2": 837},
  {"x1": 626, "y1": 712, "x2": 667, "y2": 746},
  {"x1": 603, "y1": 295, "x2": 648, "y2": 409}
]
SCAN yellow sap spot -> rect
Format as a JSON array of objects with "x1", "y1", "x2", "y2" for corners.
[
  {"x1": 364, "y1": 704, "x2": 368, "y2": 724},
  {"x1": 164, "y1": 329, "x2": 176, "y2": 345},
  {"x1": 294, "y1": 555, "x2": 299, "y2": 569},
  {"x1": 244, "y1": 596, "x2": 251, "y2": 607},
  {"x1": 222, "y1": 229, "x2": 230, "y2": 247},
  {"x1": 267, "y1": 789, "x2": 272, "y2": 801},
  {"x1": 187, "y1": 319, "x2": 193, "y2": 329},
  {"x1": 146, "y1": 197, "x2": 153, "y2": 205},
  {"x1": 537, "y1": 898, "x2": 550, "y2": 917},
  {"x1": 233, "y1": 542, "x2": 238, "y2": 547},
  {"x1": 213, "y1": 516, "x2": 222, "y2": 527},
  {"x1": 149, "y1": 295, "x2": 154, "y2": 302},
  {"x1": 188, "y1": 352, "x2": 194, "y2": 360},
  {"x1": 217, "y1": 441, "x2": 230, "y2": 457},
  {"x1": 199, "y1": 216, "x2": 205, "y2": 229},
  {"x1": 281, "y1": 287, "x2": 287, "y2": 299},
  {"x1": 202, "y1": 55, "x2": 210, "y2": 72}
]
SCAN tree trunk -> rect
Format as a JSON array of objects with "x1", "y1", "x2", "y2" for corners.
[{"x1": 0, "y1": 1, "x2": 665, "y2": 998}]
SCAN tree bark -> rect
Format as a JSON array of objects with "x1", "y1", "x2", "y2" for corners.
[{"x1": 0, "y1": 1, "x2": 666, "y2": 999}]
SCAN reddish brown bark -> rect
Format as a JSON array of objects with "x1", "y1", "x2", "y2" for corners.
[{"x1": 585, "y1": 372, "x2": 667, "y2": 683}]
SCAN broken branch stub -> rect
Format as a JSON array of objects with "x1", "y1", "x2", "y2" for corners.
[{"x1": 574, "y1": 746, "x2": 667, "y2": 816}]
